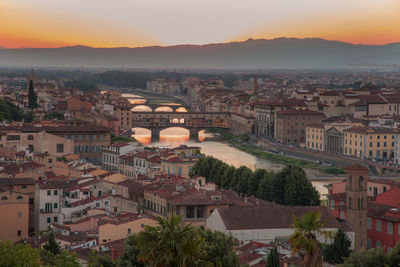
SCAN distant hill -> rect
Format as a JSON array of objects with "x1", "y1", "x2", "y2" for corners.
[{"x1": 1, "y1": 38, "x2": 400, "y2": 69}]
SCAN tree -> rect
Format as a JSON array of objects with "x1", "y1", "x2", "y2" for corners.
[
  {"x1": 44, "y1": 111, "x2": 65, "y2": 120},
  {"x1": 266, "y1": 247, "x2": 280, "y2": 267},
  {"x1": 323, "y1": 228, "x2": 351, "y2": 264},
  {"x1": 0, "y1": 241, "x2": 41, "y2": 267},
  {"x1": 283, "y1": 165, "x2": 320, "y2": 206},
  {"x1": 28, "y1": 80, "x2": 38, "y2": 109},
  {"x1": 88, "y1": 250, "x2": 116, "y2": 267},
  {"x1": 201, "y1": 229, "x2": 241, "y2": 267},
  {"x1": 340, "y1": 242, "x2": 400, "y2": 267},
  {"x1": 43, "y1": 231, "x2": 61, "y2": 255},
  {"x1": 256, "y1": 172, "x2": 274, "y2": 201},
  {"x1": 249, "y1": 169, "x2": 267, "y2": 196},
  {"x1": 135, "y1": 213, "x2": 206, "y2": 267},
  {"x1": 233, "y1": 166, "x2": 253, "y2": 195},
  {"x1": 117, "y1": 234, "x2": 144, "y2": 267},
  {"x1": 289, "y1": 211, "x2": 332, "y2": 267}
]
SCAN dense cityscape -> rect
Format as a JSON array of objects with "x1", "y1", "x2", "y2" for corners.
[
  {"x1": 1, "y1": 67, "x2": 400, "y2": 266},
  {"x1": 1, "y1": 0, "x2": 400, "y2": 266}
]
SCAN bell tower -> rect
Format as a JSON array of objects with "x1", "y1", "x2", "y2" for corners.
[{"x1": 345, "y1": 164, "x2": 368, "y2": 251}]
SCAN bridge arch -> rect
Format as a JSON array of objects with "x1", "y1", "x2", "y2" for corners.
[
  {"x1": 175, "y1": 107, "x2": 188, "y2": 112},
  {"x1": 155, "y1": 106, "x2": 174, "y2": 112},
  {"x1": 131, "y1": 105, "x2": 152, "y2": 112}
]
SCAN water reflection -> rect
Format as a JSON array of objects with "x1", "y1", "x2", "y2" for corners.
[
  {"x1": 132, "y1": 127, "x2": 207, "y2": 146},
  {"x1": 131, "y1": 105, "x2": 152, "y2": 112},
  {"x1": 155, "y1": 106, "x2": 174, "y2": 112}
]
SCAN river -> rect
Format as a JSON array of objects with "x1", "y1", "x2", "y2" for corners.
[{"x1": 124, "y1": 93, "x2": 341, "y2": 199}]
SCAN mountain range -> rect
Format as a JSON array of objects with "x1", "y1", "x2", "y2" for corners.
[{"x1": 1, "y1": 38, "x2": 400, "y2": 70}]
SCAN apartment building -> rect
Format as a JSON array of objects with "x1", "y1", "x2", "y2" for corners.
[
  {"x1": 0, "y1": 187, "x2": 29, "y2": 242},
  {"x1": 275, "y1": 109, "x2": 324, "y2": 145},
  {"x1": 46, "y1": 125, "x2": 111, "y2": 164},
  {"x1": 0, "y1": 125, "x2": 74, "y2": 157},
  {"x1": 306, "y1": 123, "x2": 325, "y2": 151},
  {"x1": 343, "y1": 127, "x2": 396, "y2": 160},
  {"x1": 34, "y1": 180, "x2": 77, "y2": 231},
  {"x1": 102, "y1": 142, "x2": 142, "y2": 172}
]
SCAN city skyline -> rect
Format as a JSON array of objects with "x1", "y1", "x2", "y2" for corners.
[{"x1": 1, "y1": 0, "x2": 400, "y2": 48}]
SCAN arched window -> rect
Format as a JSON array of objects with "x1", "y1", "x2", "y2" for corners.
[
  {"x1": 17, "y1": 196, "x2": 23, "y2": 200},
  {"x1": 1, "y1": 196, "x2": 8, "y2": 200},
  {"x1": 358, "y1": 197, "x2": 363, "y2": 209},
  {"x1": 376, "y1": 240, "x2": 382, "y2": 248}
]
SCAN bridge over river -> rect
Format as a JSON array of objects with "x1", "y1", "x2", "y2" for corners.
[{"x1": 131, "y1": 111, "x2": 231, "y2": 141}]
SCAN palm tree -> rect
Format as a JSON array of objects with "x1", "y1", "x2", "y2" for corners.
[
  {"x1": 289, "y1": 210, "x2": 332, "y2": 267},
  {"x1": 135, "y1": 213, "x2": 207, "y2": 267}
]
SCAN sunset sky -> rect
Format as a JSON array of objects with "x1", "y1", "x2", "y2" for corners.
[{"x1": 1, "y1": 0, "x2": 399, "y2": 48}]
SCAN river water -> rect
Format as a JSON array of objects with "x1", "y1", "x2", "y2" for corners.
[{"x1": 124, "y1": 94, "x2": 340, "y2": 199}]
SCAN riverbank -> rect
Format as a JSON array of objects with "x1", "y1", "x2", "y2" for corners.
[{"x1": 208, "y1": 129, "x2": 345, "y2": 175}]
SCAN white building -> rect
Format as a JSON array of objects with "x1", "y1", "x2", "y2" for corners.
[
  {"x1": 206, "y1": 205, "x2": 355, "y2": 249},
  {"x1": 102, "y1": 142, "x2": 143, "y2": 172},
  {"x1": 34, "y1": 180, "x2": 77, "y2": 231}
]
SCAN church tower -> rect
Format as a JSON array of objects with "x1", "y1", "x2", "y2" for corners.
[
  {"x1": 27, "y1": 68, "x2": 38, "y2": 87},
  {"x1": 345, "y1": 164, "x2": 369, "y2": 251}
]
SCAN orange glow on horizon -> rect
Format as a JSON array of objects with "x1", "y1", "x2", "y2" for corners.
[{"x1": 1, "y1": 1, "x2": 399, "y2": 48}]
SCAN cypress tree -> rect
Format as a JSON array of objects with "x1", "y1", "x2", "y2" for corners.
[
  {"x1": 28, "y1": 80, "x2": 38, "y2": 109},
  {"x1": 43, "y1": 231, "x2": 60, "y2": 255},
  {"x1": 266, "y1": 247, "x2": 280, "y2": 267}
]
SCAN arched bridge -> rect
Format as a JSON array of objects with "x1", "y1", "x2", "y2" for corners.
[
  {"x1": 132, "y1": 111, "x2": 230, "y2": 141},
  {"x1": 131, "y1": 103, "x2": 189, "y2": 112}
]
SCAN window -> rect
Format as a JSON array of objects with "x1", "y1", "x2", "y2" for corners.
[
  {"x1": 54, "y1": 216, "x2": 58, "y2": 222},
  {"x1": 93, "y1": 135, "x2": 97, "y2": 141},
  {"x1": 17, "y1": 195, "x2": 23, "y2": 200},
  {"x1": 47, "y1": 190, "x2": 51, "y2": 196},
  {"x1": 47, "y1": 217, "x2": 51, "y2": 223},
  {"x1": 376, "y1": 219, "x2": 381, "y2": 231},
  {"x1": 29, "y1": 198, "x2": 34, "y2": 205},
  {"x1": 17, "y1": 230, "x2": 21, "y2": 236},
  {"x1": 376, "y1": 241, "x2": 382, "y2": 248},
  {"x1": 54, "y1": 203, "x2": 58, "y2": 209},
  {"x1": 367, "y1": 218, "x2": 371, "y2": 229},
  {"x1": 127, "y1": 228, "x2": 131, "y2": 234},
  {"x1": 78, "y1": 135, "x2": 83, "y2": 140},
  {"x1": 7, "y1": 135, "x2": 20, "y2": 141},
  {"x1": 85, "y1": 135, "x2": 90, "y2": 141},
  {"x1": 330, "y1": 200, "x2": 334, "y2": 210},
  {"x1": 18, "y1": 212, "x2": 22, "y2": 217},
  {"x1": 388, "y1": 222, "x2": 393, "y2": 234},
  {"x1": 340, "y1": 211, "x2": 345, "y2": 219},
  {"x1": 100, "y1": 134, "x2": 104, "y2": 140},
  {"x1": 54, "y1": 190, "x2": 58, "y2": 196},
  {"x1": 56, "y1": 144, "x2": 64, "y2": 153},
  {"x1": 28, "y1": 135, "x2": 34, "y2": 140}
]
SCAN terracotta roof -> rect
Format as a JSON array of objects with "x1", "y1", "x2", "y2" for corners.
[
  {"x1": 0, "y1": 178, "x2": 35, "y2": 186},
  {"x1": 276, "y1": 109, "x2": 324, "y2": 116},
  {"x1": 343, "y1": 127, "x2": 397, "y2": 134},
  {"x1": 307, "y1": 123, "x2": 324, "y2": 129},
  {"x1": 217, "y1": 206, "x2": 341, "y2": 230},
  {"x1": 38, "y1": 179, "x2": 77, "y2": 189},
  {"x1": 320, "y1": 91, "x2": 341, "y2": 96}
]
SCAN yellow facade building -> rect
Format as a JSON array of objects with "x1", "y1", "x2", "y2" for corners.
[{"x1": 344, "y1": 127, "x2": 396, "y2": 160}]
